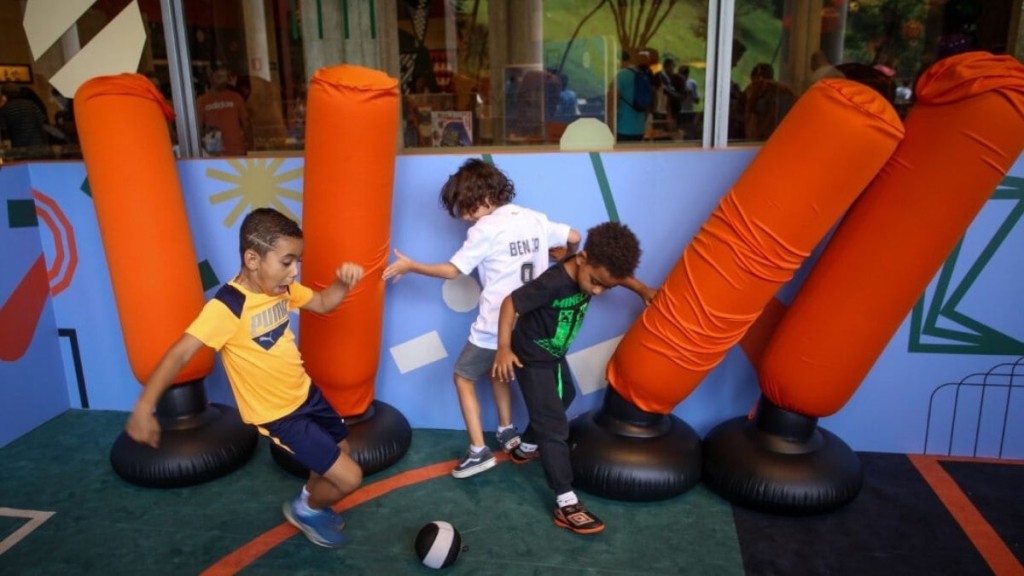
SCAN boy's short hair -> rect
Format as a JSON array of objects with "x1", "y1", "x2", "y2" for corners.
[
  {"x1": 583, "y1": 222, "x2": 641, "y2": 279},
  {"x1": 239, "y1": 207, "x2": 303, "y2": 260},
  {"x1": 439, "y1": 158, "x2": 516, "y2": 218}
]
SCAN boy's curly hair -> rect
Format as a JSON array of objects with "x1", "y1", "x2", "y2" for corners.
[
  {"x1": 439, "y1": 158, "x2": 516, "y2": 218},
  {"x1": 239, "y1": 207, "x2": 303, "y2": 261},
  {"x1": 583, "y1": 222, "x2": 642, "y2": 279}
]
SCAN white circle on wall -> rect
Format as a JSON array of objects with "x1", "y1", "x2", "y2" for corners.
[{"x1": 443, "y1": 275, "x2": 480, "y2": 313}]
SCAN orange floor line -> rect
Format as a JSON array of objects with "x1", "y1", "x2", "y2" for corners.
[
  {"x1": 200, "y1": 455, "x2": 507, "y2": 575},
  {"x1": 907, "y1": 454, "x2": 1024, "y2": 576}
]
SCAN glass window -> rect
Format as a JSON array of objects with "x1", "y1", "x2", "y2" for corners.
[
  {"x1": 396, "y1": 0, "x2": 710, "y2": 149},
  {"x1": 0, "y1": 0, "x2": 170, "y2": 161},
  {"x1": 730, "y1": 0, "x2": 1019, "y2": 144},
  {"x1": 2, "y1": 0, "x2": 1022, "y2": 159},
  {"x1": 181, "y1": 1, "x2": 307, "y2": 156}
]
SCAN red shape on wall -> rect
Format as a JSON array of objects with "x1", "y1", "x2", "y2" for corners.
[{"x1": 0, "y1": 256, "x2": 50, "y2": 361}]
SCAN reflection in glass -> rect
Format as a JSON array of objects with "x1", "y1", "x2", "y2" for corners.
[
  {"x1": 730, "y1": 0, "x2": 1017, "y2": 143},
  {"x1": 396, "y1": 0, "x2": 709, "y2": 149},
  {"x1": 2, "y1": 0, "x2": 1019, "y2": 156},
  {"x1": 182, "y1": 2, "x2": 305, "y2": 154}
]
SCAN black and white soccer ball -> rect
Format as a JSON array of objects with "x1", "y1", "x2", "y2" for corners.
[{"x1": 414, "y1": 520, "x2": 462, "y2": 569}]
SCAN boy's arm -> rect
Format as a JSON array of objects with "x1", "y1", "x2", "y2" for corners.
[
  {"x1": 566, "y1": 228, "x2": 581, "y2": 254},
  {"x1": 549, "y1": 228, "x2": 582, "y2": 261},
  {"x1": 382, "y1": 248, "x2": 460, "y2": 282},
  {"x1": 304, "y1": 262, "x2": 364, "y2": 314},
  {"x1": 622, "y1": 276, "x2": 658, "y2": 305},
  {"x1": 125, "y1": 333, "x2": 206, "y2": 448},
  {"x1": 491, "y1": 295, "x2": 522, "y2": 382}
]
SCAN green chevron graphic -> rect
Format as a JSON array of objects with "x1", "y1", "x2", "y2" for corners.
[{"x1": 909, "y1": 175, "x2": 1024, "y2": 355}]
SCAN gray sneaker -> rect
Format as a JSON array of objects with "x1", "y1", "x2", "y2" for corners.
[
  {"x1": 495, "y1": 427, "x2": 522, "y2": 453},
  {"x1": 451, "y1": 446, "x2": 497, "y2": 478}
]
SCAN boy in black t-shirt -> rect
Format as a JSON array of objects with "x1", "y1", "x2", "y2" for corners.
[{"x1": 491, "y1": 222, "x2": 655, "y2": 534}]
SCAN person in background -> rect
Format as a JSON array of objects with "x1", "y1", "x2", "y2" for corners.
[
  {"x1": 555, "y1": 72, "x2": 580, "y2": 120},
  {"x1": 651, "y1": 57, "x2": 681, "y2": 138},
  {"x1": 613, "y1": 50, "x2": 650, "y2": 142},
  {"x1": 50, "y1": 87, "x2": 77, "y2": 146},
  {"x1": 809, "y1": 50, "x2": 845, "y2": 87},
  {"x1": 675, "y1": 64, "x2": 701, "y2": 140},
  {"x1": 491, "y1": 221, "x2": 656, "y2": 534},
  {"x1": 0, "y1": 83, "x2": 50, "y2": 159},
  {"x1": 728, "y1": 39, "x2": 748, "y2": 140},
  {"x1": 383, "y1": 158, "x2": 581, "y2": 479},
  {"x1": 744, "y1": 62, "x2": 797, "y2": 141},
  {"x1": 124, "y1": 207, "x2": 365, "y2": 548},
  {"x1": 196, "y1": 65, "x2": 252, "y2": 156}
]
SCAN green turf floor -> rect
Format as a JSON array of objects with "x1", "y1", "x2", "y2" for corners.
[{"x1": 0, "y1": 410, "x2": 745, "y2": 575}]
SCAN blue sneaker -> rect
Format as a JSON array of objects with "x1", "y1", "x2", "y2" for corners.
[
  {"x1": 495, "y1": 427, "x2": 522, "y2": 453},
  {"x1": 283, "y1": 497, "x2": 348, "y2": 548},
  {"x1": 451, "y1": 446, "x2": 496, "y2": 478}
]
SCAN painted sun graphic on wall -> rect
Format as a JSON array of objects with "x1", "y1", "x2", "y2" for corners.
[{"x1": 206, "y1": 158, "x2": 304, "y2": 226}]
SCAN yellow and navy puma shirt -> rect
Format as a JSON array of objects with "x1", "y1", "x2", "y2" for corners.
[{"x1": 186, "y1": 279, "x2": 313, "y2": 425}]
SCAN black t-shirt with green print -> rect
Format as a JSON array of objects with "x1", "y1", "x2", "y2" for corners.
[{"x1": 509, "y1": 261, "x2": 590, "y2": 365}]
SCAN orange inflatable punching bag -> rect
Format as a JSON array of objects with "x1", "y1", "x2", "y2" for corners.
[
  {"x1": 293, "y1": 65, "x2": 411, "y2": 475},
  {"x1": 570, "y1": 80, "x2": 904, "y2": 502},
  {"x1": 703, "y1": 53, "x2": 1024, "y2": 513},
  {"x1": 77, "y1": 73, "x2": 256, "y2": 488}
]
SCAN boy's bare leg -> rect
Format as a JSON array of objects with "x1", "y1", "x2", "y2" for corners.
[
  {"x1": 454, "y1": 373, "x2": 486, "y2": 447},
  {"x1": 306, "y1": 440, "x2": 362, "y2": 509},
  {"x1": 491, "y1": 378, "x2": 513, "y2": 428}
]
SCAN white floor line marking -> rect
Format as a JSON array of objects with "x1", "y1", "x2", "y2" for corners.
[{"x1": 0, "y1": 507, "x2": 56, "y2": 555}]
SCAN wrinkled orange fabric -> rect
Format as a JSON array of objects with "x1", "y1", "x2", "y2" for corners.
[
  {"x1": 299, "y1": 65, "x2": 399, "y2": 416},
  {"x1": 607, "y1": 79, "x2": 904, "y2": 414},
  {"x1": 76, "y1": 73, "x2": 213, "y2": 385},
  {"x1": 760, "y1": 53, "x2": 1024, "y2": 417}
]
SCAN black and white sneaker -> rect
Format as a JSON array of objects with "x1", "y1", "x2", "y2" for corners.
[
  {"x1": 451, "y1": 446, "x2": 497, "y2": 478},
  {"x1": 495, "y1": 427, "x2": 522, "y2": 453}
]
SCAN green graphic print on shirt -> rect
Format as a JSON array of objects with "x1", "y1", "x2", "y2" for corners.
[{"x1": 534, "y1": 293, "x2": 588, "y2": 357}]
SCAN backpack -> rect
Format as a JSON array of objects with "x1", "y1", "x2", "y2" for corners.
[{"x1": 622, "y1": 66, "x2": 654, "y2": 111}]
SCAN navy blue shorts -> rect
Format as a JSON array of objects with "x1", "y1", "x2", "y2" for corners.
[{"x1": 258, "y1": 384, "x2": 349, "y2": 476}]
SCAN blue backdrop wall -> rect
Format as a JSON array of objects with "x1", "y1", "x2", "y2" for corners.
[{"x1": 2, "y1": 149, "x2": 1022, "y2": 458}]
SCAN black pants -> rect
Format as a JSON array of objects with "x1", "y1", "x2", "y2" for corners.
[{"x1": 516, "y1": 358, "x2": 576, "y2": 496}]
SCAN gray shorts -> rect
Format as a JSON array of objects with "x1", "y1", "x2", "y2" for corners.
[{"x1": 453, "y1": 341, "x2": 497, "y2": 381}]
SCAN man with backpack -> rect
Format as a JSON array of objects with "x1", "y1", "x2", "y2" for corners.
[{"x1": 613, "y1": 49, "x2": 653, "y2": 142}]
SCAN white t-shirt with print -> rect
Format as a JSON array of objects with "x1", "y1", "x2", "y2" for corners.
[{"x1": 449, "y1": 203, "x2": 572, "y2": 349}]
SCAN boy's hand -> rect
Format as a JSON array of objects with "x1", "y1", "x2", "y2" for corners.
[
  {"x1": 336, "y1": 262, "x2": 364, "y2": 288},
  {"x1": 548, "y1": 246, "x2": 567, "y2": 261},
  {"x1": 638, "y1": 285, "x2": 658, "y2": 306},
  {"x1": 491, "y1": 348, "x2": 522, "y2": 382},
  {"x1": 125, "y1": 408, "x2": 161, "y2": 449},
  {"x1": 382, "y1": 249, "x2": 411, "y2": 283}
]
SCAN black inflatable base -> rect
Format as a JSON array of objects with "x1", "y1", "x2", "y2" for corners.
[
  {"x1": 272, "y1": 399, "x2": 412, "y2": 478},
  {"x1": 569, "y1": 387, "x2": 702, "y2": 502},
  {"x1": 110, "y1": 402, "x2": 259, "y2": 488},
  {"x1": 702, "y1": 398, "x2": 863, "y2": 515}
]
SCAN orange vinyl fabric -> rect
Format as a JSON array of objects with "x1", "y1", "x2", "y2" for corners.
[
  {"x1": 759, "y1": 52, "x2": 1024, "y2": 417},
  {"x1": 299, "y1": 65, "x2": 399, "y2": 416},
  {"x1": 606, "y1": 79, "x2": 904, "y2": 415},
  {"x1": 76, "y1": 73, "x2": 213, "y2": 385}
]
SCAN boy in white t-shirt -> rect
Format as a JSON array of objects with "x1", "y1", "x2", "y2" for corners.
[{"x1": 384, "y1": 158, "x2": 580, "y2": 478}]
